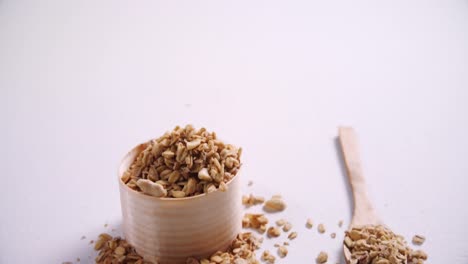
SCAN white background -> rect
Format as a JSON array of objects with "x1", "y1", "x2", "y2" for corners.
[{"x1": 1, "y1": 0, "x2": 468, "y2": 263}]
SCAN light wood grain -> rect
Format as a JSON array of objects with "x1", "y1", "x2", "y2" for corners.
[
  {"x1": 338, "y1": 127, "x2": 382, "y2": 264},
  {"x1": 118, "y1": 143, "x2": 242, "y2": 264}
]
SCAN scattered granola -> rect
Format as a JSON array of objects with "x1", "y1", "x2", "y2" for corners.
[
  {"x1": 263, "y1": 196, "x2": 286, "y2": 212},
  {"x1": 261, "y1": 250, "x2": 276, "y2": 263},
  {"x1": 93, "y1": 232, "x2": 262, "y2": 264},
  {"x1": 330, "y1": 233, "x2": 336, "y2": 239},
  {"x1": 93, "y1": 234, "x2": 150, "y2": 264},
  {"x1": 338, "y1": 220, "x2": 343, "y2": 228},
  {"x1": 94, "y1": 233, "x2": 112, "y2": 250},
  {"x1": 283, "y1": 241, "x2": 290, "y2": 246},
  {"x1": 411, "y1": 250, "x2": 428, "y2": 261},
  {"x1": 243, "y1": 213, "x2": 269, "y2": 234},
  {"x1": 344, "y1": 225, "x2": 428, "y2": 264},
  {"x1": 242, "y1": 194, "x2": 265, "y2": 207},
  {"x1": 316, "y1": 251, "x2": 328, "y2": 263},
  {"x1": 275, "y1": 219, "x2": 286, "y2": 227},
  {"x1": 277, "y1": 246, "x2": 288, "y2": 258},
  {"x1": 412, "y1": 234, "x2": 426, "y2": 246},
  {"x1": 122, "y1": 125, "x2": 242, "y2": 198},
  {"x1": 267, "y1": 227, "x2": 281, "y2": 238},
  {"x1": 306, "y1": 218, "x2": 313, "y2": 229},
  {"x1": 287, "y1": 232, "x2": 297, "y2": 240},
  {"x1": 282, "y1": 222, "x2": 292, "y2": 232},
  {"x1": 196, "y1": 232, "x2": 263, "y2": 264},
  {"x1": 318, "y1": 223, "x2": 326, "y2": 234}
]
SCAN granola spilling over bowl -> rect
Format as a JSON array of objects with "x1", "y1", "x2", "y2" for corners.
[
  {"x1": 121, "y1": 125, "x2": 242, "y2": 198},
  {"x1": 189, "y1": 232, "x2": 263, "y2": 264},
  {"x1": 93, "y1": 232, "x2": 262, "y2": 264},
  {"x1": 344, "y1": 225, "x2": 427, "y2": 264},
  {"x1": 94, "y1": 233, "x2": 151, "y2": 264}
]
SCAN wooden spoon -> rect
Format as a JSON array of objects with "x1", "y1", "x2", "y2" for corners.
[{"x1": 338, "y1": 127, "x2": 383, "y2": 264}]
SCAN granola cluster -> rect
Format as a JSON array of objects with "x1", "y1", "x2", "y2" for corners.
[
  {"x1": 187, "y1": 232, "x2": 263, "y2": 264},
  {"x1": 122, "y1": 125, "x2": 241, "y2": 198},
  {"x1": 94, "y1": 234, "x2": 150, "y2": 264},
  {"x1": 344, "y1": 225, "x2": 427, "y2": 264}
]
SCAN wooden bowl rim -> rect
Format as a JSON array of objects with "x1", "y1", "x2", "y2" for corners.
[{"x1": 118, "y1": 142, "x2": 241, "y2": 202}]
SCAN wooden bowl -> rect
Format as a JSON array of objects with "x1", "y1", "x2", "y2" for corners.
[{"x1": 118, "y1": 143, "x2": 242, "y2": 264}]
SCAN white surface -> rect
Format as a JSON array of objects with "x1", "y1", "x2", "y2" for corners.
[{"x1": 1, "y1": 0, "x2": 467, "y2": 263}]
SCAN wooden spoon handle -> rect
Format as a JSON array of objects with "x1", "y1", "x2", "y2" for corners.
[{"x1": 338, "y1": 127, "x2": 380, "y2": 227}]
